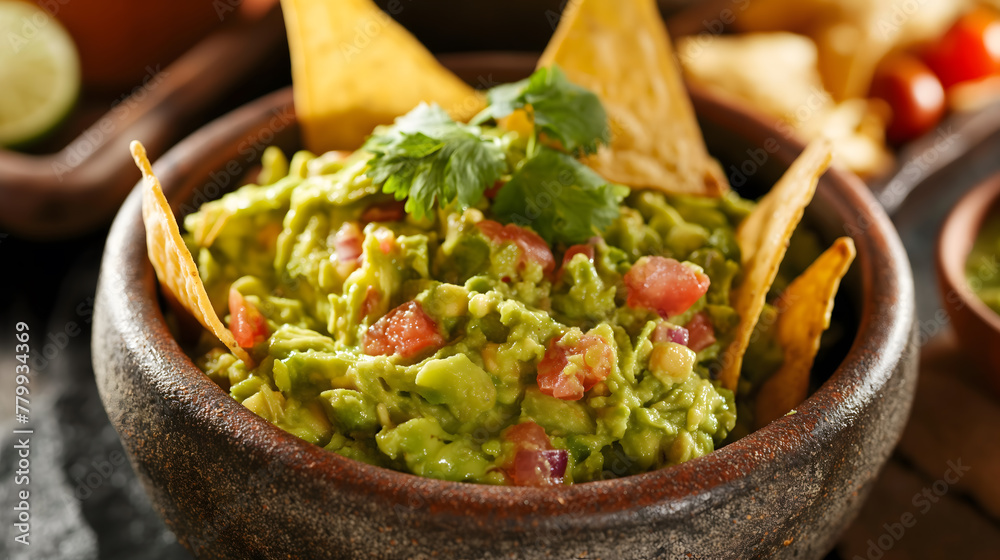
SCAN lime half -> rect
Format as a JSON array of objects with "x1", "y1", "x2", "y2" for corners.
[{"x1": 0, "y1": 0, "x2": 80, "y2": 148}]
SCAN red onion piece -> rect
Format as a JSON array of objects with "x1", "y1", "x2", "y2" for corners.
[
  {"x1": 513, "y1": 448, "x2": 568, "y2": 486},
  {"x1": 652, "y1": 322, "x2": 690, "y2": 347}
]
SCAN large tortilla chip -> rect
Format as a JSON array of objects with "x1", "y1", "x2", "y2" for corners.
[
  {"x1": 538, "y1": 0, "x2": 728, "y2": 197},
  {"x1": 131, "y1": 141, "x2": 253, "y2": 367},
  {"x1": 755, "y1": 236, "x2": 856, "y2": 429},
  {"x1": 281, "y1": 0, "x2": 485, "y2": 152},
  {"x1": 719, "y1": 139, "x2": 833, "y2": 391}
]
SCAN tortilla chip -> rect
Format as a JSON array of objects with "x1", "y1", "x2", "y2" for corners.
[
  {"x1": 754, "y1": 236, "x2": 855, "y2": 428},
  {"x1": 538, "y1": 0, "x2": 728, "y2": 197},
  {"x1": 281, "y1": 0, "x2": 485, "y2": 152},
  {"x1": 678, "y1": 32, "x2": 827, "y2": 127},
  {"x1": 812, "y1": 21, "x2": 888, "y2": 102},
  {"x1": 718, "y1": 138, "x2": 833, "y2": 391},
  {"x1": 734, "y1": 0, "x2": 964, "y2": 101},
  {"x1": 677, "y1": 32, "x2": 892, "y2": 178},
  {"x1": 131, "y1": 141, "x2": 253, "y2": 367}
]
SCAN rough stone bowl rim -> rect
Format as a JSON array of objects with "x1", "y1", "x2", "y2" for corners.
[{"x1": 96, "y1": 83, "x2": 915, "y2": 522}]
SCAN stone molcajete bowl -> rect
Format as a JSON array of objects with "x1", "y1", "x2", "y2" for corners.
[{"x1": 92, "y1": 60, "x2": 917, "y2": 559}]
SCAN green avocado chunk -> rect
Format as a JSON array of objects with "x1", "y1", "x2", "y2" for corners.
[{"x1": 415, "y1": 354, "x2": 497, "y2": 423}]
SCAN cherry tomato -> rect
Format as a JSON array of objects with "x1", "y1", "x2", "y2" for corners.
[
  {"x1": 869, "y1": 53, "x2": 946, "y2": 143},
  {"x1": 922, "y1": 7, "x2": 1000, "y2": 89},
  {"x1": 228, "y1": 288, "x2": 269, "y2": 349},
  {"x1": 624, "y1": 257, "x2": 710, "y2": 318},
  {"x1": 536, "y1": 331, "x2": 615, "y2": 401},
  {"x1": 363, "y1": 301, "x2": 445, "y2": 359},
  {"x1": 476, "y1": 220, "x2": 556, "y2": 274}
]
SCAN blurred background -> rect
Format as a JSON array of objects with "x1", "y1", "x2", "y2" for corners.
[{"x1": 1, "y1": 0, "x2": 999, "y2": 558}]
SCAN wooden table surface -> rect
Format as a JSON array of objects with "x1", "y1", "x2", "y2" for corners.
[{"x1": 837, "y1": 331, "x2": 1000, "y2": 559}]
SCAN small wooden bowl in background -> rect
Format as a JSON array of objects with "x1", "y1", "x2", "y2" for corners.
[{"x1": 937, "y1": 172, "x2": 1000, "y2": 397}]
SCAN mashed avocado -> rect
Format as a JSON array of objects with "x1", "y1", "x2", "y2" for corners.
[
  {"x1": 967, "y1": 215, "x2": 1000, "y2": 316},
  {"x1": 181, "y1": 69, "x2": 774, "y2": 485},
  {"x1": 185, "y1": 147, "x2": 755, "y2": 485}
]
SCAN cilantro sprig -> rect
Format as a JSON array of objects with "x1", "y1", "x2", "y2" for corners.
[
  {"x1": 472, "y1": 65, "x2": 609, "y2": 156},
  {"x1": 492, "y1": 147, "x2": 628, "y2": 244},
  {"x1": 361, "y1": 65, "x2": 623, "y2": 245},
  {"x1": 362, "y1": 104, "x2": 507, "y2": 220}
]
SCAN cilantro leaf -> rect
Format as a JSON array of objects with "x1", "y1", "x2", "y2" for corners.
[
  {"x1": 473, "y1": 65, "x2": 608, "y2": 156},
  {"x1": 492, "y1": 147, "x2": 627, "y2": 245},
  {"x1": 363, "y1": 104, "x2": 507, "y2": 219}
]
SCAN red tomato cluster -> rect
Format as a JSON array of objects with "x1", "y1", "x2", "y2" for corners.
[{"x1": 870, "y1": 7, "x2": 1000, "y2": 143}]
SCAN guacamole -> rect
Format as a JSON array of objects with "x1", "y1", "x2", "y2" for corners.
[
  {"x1": 180, "y1": 68, "x2": 774, "y2": 485},
  {"x1": 966, "y1": 215, "x2": 1000, "y2": 315}
]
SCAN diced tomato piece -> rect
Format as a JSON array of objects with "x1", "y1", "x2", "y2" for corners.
[
  {"x1": 625, "y1": 256, "x2": 710, "y2": 318},
  {"x1": 476, "y1": 220, "x2": 555, "y2": 274},
  {"x1": 334, "y1": 222, "x2": 363, "y2": 263},
  {"x1": 512, "y1": 233, "x2": 555, "y2": 274},
  {"x1": 557, "y1": 243, "x2": 596, "y2": 281},
  {"x1": 228, "y1": 288, "x2": 269, "y2": 349},
  {"x1": 501, "y1": 422, "x2": 567, "y2": 486},
  {"x1": 361, "y1": 200, "x2": 406, "y2": 224},
  {"x1": 475, "y1": 218, "x2": 505, "y2": 241},
  {"x1": 536, "y1": 332, "x2": 615, "y2": 401},
  {"x1": 685, "y1": 311, "x2": 716, "y2": 352},
  {"x1": 563, "y1": 244, "x2": 595, "y2": 264},
  {"x1": 652, "y1": 322, "x2": 689, "y2": 346},
  {"x1": 363, "y1": 301, "x2": 445, "y2": 359}
]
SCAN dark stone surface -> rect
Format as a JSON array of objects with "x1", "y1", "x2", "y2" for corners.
[{"x1": 0, "y1": 242, "x2": 191, "y2": 560}]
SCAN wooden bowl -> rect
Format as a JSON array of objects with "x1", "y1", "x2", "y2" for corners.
[
  {"x1": 92, "y1": 56, "x2": 917, "y2": 559},
  {"x1": 936, "y1": 173, "x2": 1000, "y2": 396}
]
